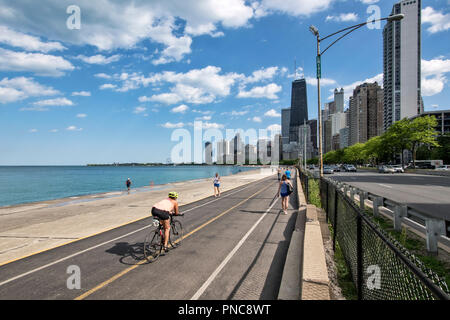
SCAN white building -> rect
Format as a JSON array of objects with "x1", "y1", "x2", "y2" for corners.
[{"x1": 383, "y1": 0, "x2": 422, "y2": 131}]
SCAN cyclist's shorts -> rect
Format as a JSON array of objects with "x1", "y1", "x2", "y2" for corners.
[{"x1": 152, "y1": 207, "x2": 170, "y2": 220}]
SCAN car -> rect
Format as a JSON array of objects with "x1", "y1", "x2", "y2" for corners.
[
  {"x1": 436, "y1": 165, "x2": 449, "y2": 171},
  {"x1": 331, "y1": 165, "x2": 341, "y2": 172},
  {"x1": 392, "y1": 165, "x2": 404, "y2": 173},
  {"x1": 417, "y1": 163, "x2": 435, "y2": 169},
  {"x1": 343, "y1": 164, "x2": 357, "y2": 172},
  {"x1": 378, "y1": 165, "x2": 395, "y2": 174},
  {"x1": 323, "y1": 166, "x2": 334, "y2": 174}
]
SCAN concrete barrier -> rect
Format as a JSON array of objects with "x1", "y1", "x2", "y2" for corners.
[{"x1": 278, "y1": 169, "x2": 330, "y2": 300}]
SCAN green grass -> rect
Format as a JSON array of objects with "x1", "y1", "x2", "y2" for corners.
[
  {"x1": 307, "y1": 178, "x2": 322, "y2": 208},
  {"x1": 365, "y1": 208, "x2": 450, "y2": 290}
]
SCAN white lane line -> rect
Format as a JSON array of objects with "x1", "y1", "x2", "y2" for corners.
[
  {"x1": 191, "y1": 197, "x2": 279, "y2": 300},
  {"x1": 378, "y1": 184, "x2": 393, "y2": 189},
  {"x1": 0, "y1": 178, "x2": 268, "y2": 288}
]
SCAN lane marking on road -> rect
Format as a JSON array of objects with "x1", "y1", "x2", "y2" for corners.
[
  {"x1": 74, "y1": 183, "x2": 274, "y2": 300},
  {"x1": 378, "y1": 184, "x2": 393, "y2": 189},
  {"x1": 0, "y1": 179, "x2": 270, "y2": 287},
  {"x1": 0, "y1": 177, "x2": 270, "y2": 268},
  {"x1": 190, "y1": 196, "x2": 279, "y2": 300}
]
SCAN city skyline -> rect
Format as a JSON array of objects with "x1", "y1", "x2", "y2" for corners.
[{"x1": 0, "y1": 0, "x2": 449, "y2": 165}]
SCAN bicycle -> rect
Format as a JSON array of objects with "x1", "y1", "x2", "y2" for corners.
[{"x1": 143, "y1": 214, "x2": 184, "y2": 263}]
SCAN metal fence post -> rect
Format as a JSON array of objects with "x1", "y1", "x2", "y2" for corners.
[
  {"x1": 357, "y1": 212, "x2": 363, "y2": 300},
  {"x1": 326, "y1": 181, "x2": 329, "y2": 215},
  {"x1": 305, "y1": 175, "x2": 309, "y2": 203},
  {"x1": 333, "y1": 187, "x2": 338, "y2": 251},
  {"x1": 359, "y1": 191, "x2": 367, "y2": 210}
]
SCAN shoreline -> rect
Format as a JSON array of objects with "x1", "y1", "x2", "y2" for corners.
[
  {"x1": 0, "y1": 167, "x2": 275, "y2": 265},
  {"x1": 0, "y1": 166, "x2": 262, "y2": 210}
]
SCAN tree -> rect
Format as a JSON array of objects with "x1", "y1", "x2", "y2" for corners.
[
  {"x1": 432, "y1": 134, "x2": 450, "y2": 164},
  {"x1": 408, "y1": 116, "x2": 439, "y2": 168},
  {"x1": 383, "y1": 118, "x2": 412, "y2": 167}
]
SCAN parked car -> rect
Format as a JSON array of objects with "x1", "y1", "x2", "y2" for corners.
[
  {"x1": 417, "y1": 163, "x2": 436, "y2": 169},
  {"x1": 323, "y1": 166, "x2": 334, "y2": 174},
  {"x1": 343, "y1": 164, "x2": 357, "y2": 172},
  {"x1": 436, "y1": 165, "x2": 449, "y2": 171},
  {"x1": 378, "y1": 165, "x2": 395, "y2": 174},
  {"x1": 392, "y1": 165, "x2": 404, "y2": 173}
]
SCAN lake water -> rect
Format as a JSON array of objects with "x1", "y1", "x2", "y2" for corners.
[{"x1": 0, "y1": 166, "x2": 256, "y2": 207}]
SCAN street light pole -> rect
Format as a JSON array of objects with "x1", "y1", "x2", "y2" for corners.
[{"x1": 309, "y1": 14, "x2": 404, "y2": 179}]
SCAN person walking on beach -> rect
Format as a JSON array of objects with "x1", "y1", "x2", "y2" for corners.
[
  {"x1": 276, "y1": 174, "x2": 293, "y2": 215},
  {"x1": 213, "y1": 173, "x2": 221, "y2": 197},
  {"x1": 151, "y1": 192, "x2": 181, "y2": 253},
  {"x1": 126, "y1": 178, "x2": 132, "y2": 193}
]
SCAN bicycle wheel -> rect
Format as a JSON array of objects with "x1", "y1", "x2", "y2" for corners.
[
  {"x1": 144, "y1": 230, "x2": 163, "y2": 262},
  {"x1": 169, "y1": 220, "x2": 183, "y2": 248}
]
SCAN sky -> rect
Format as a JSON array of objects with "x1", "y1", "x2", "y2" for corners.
[{"x1": 0, "y1": 0, "x2": 449, "y2": 165}]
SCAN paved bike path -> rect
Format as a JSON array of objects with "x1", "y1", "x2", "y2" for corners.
[{"x1": 0, "y1": 173, "x2": 297, "y2": 300}]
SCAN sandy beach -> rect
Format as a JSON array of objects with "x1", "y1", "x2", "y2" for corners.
[{"x1": 0, "y1": 167, "x2": 276, "y2": 266}]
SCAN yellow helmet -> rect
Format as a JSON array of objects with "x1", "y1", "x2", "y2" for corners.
[{"x1": 168, "y1": 191, "x2": 178, "y2": 199}]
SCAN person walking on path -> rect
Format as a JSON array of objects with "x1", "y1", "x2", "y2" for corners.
[
  {"x1": 213, "y1": 173, "x2": 221, "y2": 197},
  {"x1": 126, "y1": 178, "x2": 132, "y2": 193},
  {"x1": 285, "y1": 168, "x2": 291, "y2": 180},
  {"x1": 277, "y1": 167, "x2": 282, "y2": 181},
  {"x1": 276, "y1": 174, "x2": 293, "y2": 215}
]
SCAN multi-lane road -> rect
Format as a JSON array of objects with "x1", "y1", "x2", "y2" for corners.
[
  {"x1": 0, "y1": 175, "x2": 297, "y2": 300},
  {"x1": 327, "y1": 170, "x2": 450, "y2": 220}
]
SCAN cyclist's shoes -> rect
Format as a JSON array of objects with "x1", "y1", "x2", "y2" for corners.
[{"x1": 163, "y1": 246, "x2": 170, "y2": 253}]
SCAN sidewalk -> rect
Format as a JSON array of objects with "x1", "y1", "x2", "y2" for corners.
[{"x1": 0, "y1": 168, "x2": 276, "y2": 266}]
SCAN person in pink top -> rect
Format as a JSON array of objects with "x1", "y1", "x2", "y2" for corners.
[{"x1": 151, "y1": 191, "x2": 180, "y2": 252}]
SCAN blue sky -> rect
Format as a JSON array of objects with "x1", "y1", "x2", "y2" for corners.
[{"x1": 0, "y1": 0, "x2": 449, "y2": 165}]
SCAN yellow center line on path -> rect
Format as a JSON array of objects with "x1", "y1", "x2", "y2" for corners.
[{"x1": 74, "y1": 183, "x2": 275, "y2": 300}]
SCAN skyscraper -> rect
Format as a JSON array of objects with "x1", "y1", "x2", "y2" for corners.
[
  {"x1": 289, "y1": 78, "x2": 308, "y2": 143},
  {"x1": 348, "y1": 82, "x2": 384, "y2": 145},
  {"x1": 281, "y1": 108, "x2": 291, "y2": 146},
  {"x1": 334, "y1": 88, "x2": 344, "y2": 114},
  {"x1": 383, "y1": 0, "x2": 422, "y2": 131}
]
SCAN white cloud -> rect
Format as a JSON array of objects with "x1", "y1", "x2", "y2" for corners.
[
  {"x1": 359, "y1": 0, "x2": 379, "y2": 4},
  {"x1": 325, "y1": 13, "x2": 358, "y2": 23},
  {"x1": 75, "y1": 54, "x2": 121, "y2": 65},
  {"x1": 133, "y1": 106, "x2": 147, "y2": 114},
  {"x1": 422, "y1": 7, "x2": 450, "y2": 34},
  {"x1": 76, "y1": 113, "x2": 87, "y2": 118},
  {"x1": 237, "y1": 83, "x2": 282, "y2": 100},
  {"x1": 171, "y1": 104, "x2": 189, "y2": 114},
  {"x1": 33, "y1": 97, "x2": 74, "y2": 107},
  {"x1": 66, "y1": 126, "x2": 83, "y2": 131},
  {"x1": 50, "y1": 129, "x2": 58, "y2": 133},
  {"x1": 0, "y1": 26, "x2": 66, "y2": 52},
  {"x1": 243, "y1": 66, "x2": 279, "y2": 83},
  {"x1": 72, "y1": 91, "x2": 91, "y2": 97},
  {"x1": 260, "y1": 0, "x2": 335, "y2": 17},
  {"x1": 94, "y1": 73, "x2": 112, "y2": 79},
  {"x1": 196, "y1": 115, "x2": 212, "y2": 121},
  {"x1": 252, "y1": 116, "x2": 262, "y2": 123},
  {"x1": 306, "y1": 77, "x2": 337, "y2": 86},
  {"x1": 0, "y1": 48, "x2": 74, "y2": 77},
  {"x1": 0, "y1": 1, "x2": 256, "y2": 64},
  {"x1": 0, "y1": 77, "x2": 59, "y2": 104},
  {"x1": 421, "y1": 58, "x2": 450, "y2": 96},
  {"x1": 267, "y1": 124, "x2": 281, "y2": 132},
  {"x1": 161, "y1": 122, "x2": 185, "y2": 129},
  {"x1": 100, "y1": 84, "x2": 118, "y2": 90},
  {"x1": 29, "y1": 128, "x2": 38, "y2": 133},
  {"x1": 264, "y1": 109, "x2": 281, "y2": 117}
]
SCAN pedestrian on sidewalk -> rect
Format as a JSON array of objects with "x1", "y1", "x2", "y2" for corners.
[
  {"x1": 276, "y1": 174, "x2": 293, "y2": 215},
  {"x1": 213, "y1": 173, "x2": 221, "y2": 197}
]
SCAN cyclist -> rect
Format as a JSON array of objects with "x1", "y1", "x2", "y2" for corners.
[{"x1": 151, "y1": 191, "x2": 180, "y2": 252}]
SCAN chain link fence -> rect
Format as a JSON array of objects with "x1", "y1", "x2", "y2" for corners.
[{"x1": 299, "y1": 168, "x2": 449, "y2": 300}]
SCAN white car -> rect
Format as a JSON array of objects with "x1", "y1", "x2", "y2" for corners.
[
  {"x1": 392, "y1": 165, "x2": 404, "y2": 173},
  {"x1": 436, "y1": 165, "x2": 449, "y2": 171}
]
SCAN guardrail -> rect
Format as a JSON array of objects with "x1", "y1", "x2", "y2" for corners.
[
  {"x1": 301, "y1": 169, "x2": 450, "y2": 254},
  {"x1": 298, "y1": 167, "x2": 449, "y2": 300}
]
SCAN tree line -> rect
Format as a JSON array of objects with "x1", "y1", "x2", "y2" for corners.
[{"x1": 307, "y1": 115, "x2": 447, "y2": 168}]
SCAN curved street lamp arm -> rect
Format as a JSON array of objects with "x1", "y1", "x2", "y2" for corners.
[{"x1": 320, "y1": 24, "x2": 365, "y2": 56}]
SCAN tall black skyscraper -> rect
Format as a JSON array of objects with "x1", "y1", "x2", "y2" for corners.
[{"x1": 289, "y1": 78, "x2": 308, "y2": 143}]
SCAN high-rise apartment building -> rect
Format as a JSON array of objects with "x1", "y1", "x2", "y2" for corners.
[
  {"x1": 281, "y1": 108, "x2": 291, "y2": 146},
  {"x1": 348, "y1": 82, "x2": 384, "y2": 145},
  {"x1": 334, "y1": 88, "x2": 344, "y2": 114},
  {"x1": 383, "y1": 0, "x2": 422, "y2": 131}
]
